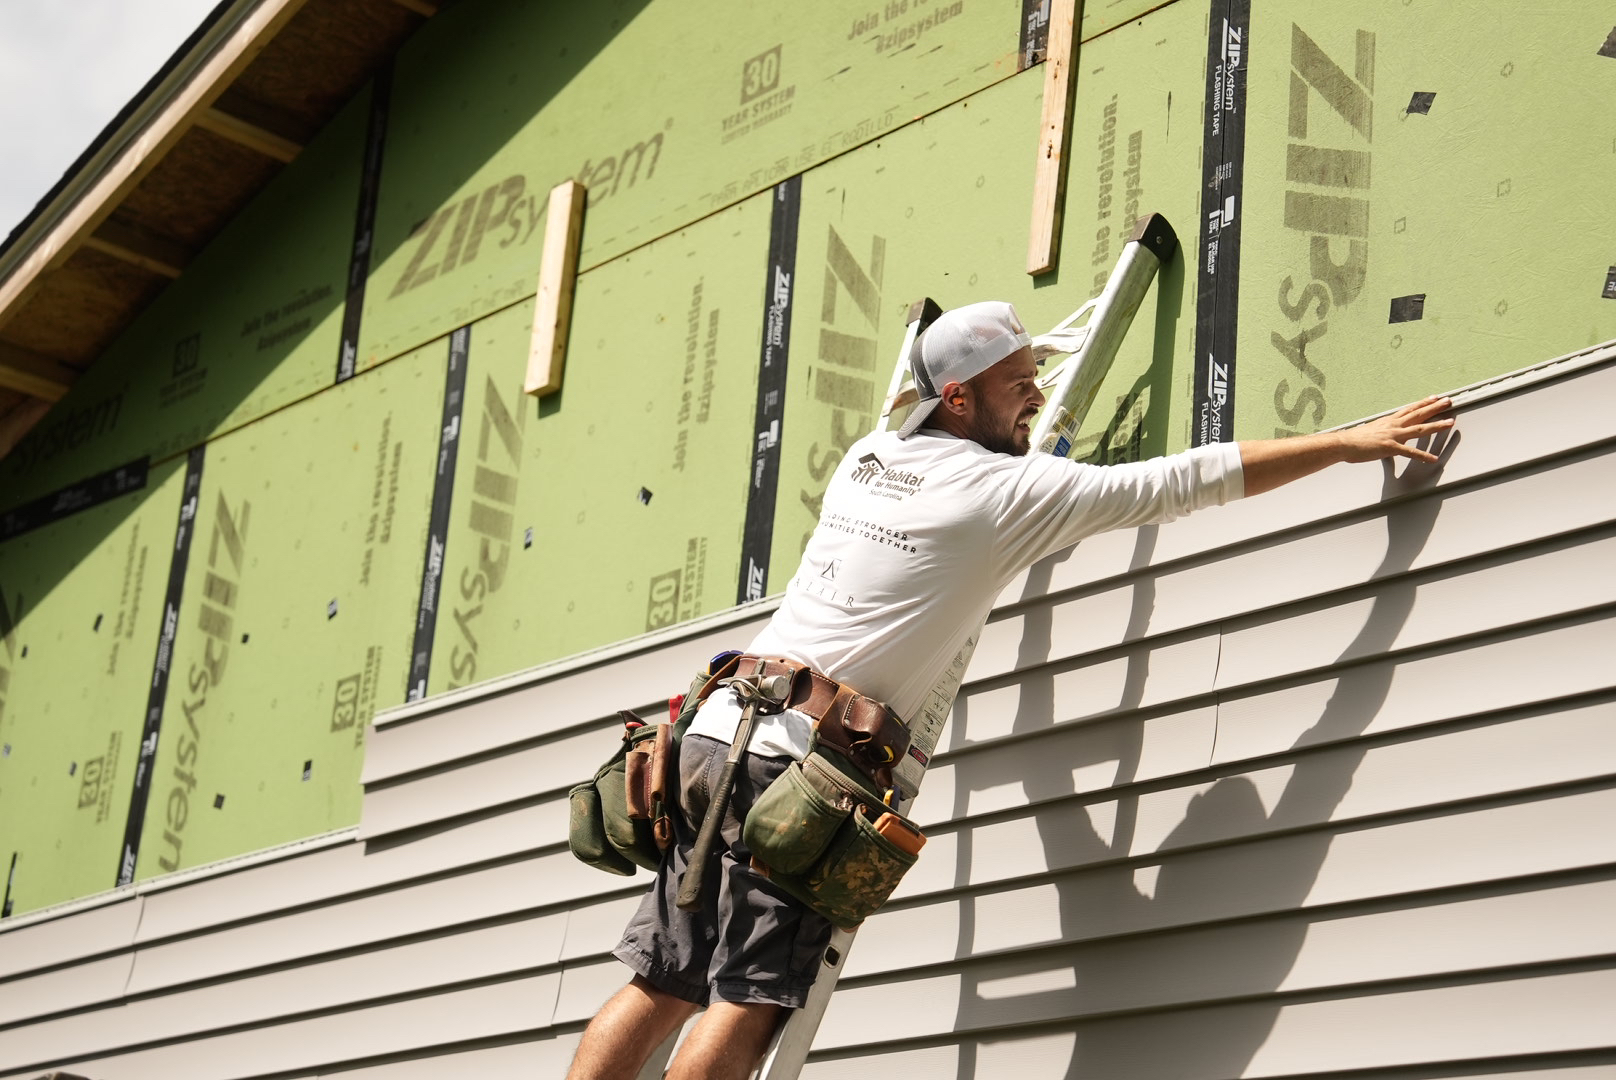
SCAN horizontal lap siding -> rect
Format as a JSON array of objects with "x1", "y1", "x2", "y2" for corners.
[
  {"x1": 0, "y1": 954, "x2": 135, "y2": 1027},
  {"x1": 359, "y1": 729, "x2": 610, "y2": 838},
  {"x1": 1, "y1": 361, "x2": 1613, "y2": 1077},
  {"x1": 359, "y1": 614, "x2": 772, "y2": 784},
  {"x1": 843, "y1": 876, "x2": 1616, "y2": 985},
  {"x1": 804, "y1": 969, "x2": 1616, "y2": 1078},
  {"x1": 353, "y1": 613, "x2": 775, "y2": 839},
  {"x1": 803, "y1": 1044, "x2": 1616, "y2": 1080},
  {"x1": 0, "y1": 896, "x2": 144, "y2": 979},
  {"x1": 4, "y1": 974, "x2": 565, "y2": 1080},
  {"x1": 809, "y1": 359, "x2": 1616, "y2": 1073}
]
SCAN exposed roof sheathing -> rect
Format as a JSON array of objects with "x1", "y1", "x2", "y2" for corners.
[{"x1": 0, "y1": 0, "x2": 435, "y2": 458}]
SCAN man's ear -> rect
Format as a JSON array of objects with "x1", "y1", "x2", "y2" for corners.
[{"x1": 941, "y1": 381, "x2": 968, "y2": 415}]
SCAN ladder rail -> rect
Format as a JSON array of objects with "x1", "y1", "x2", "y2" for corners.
[{"x1": 1029, "y1": 213, "x2": 1178, "y2": 457}]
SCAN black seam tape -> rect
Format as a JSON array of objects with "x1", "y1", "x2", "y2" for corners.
[
  {"x1": 1191, "y1": 0, "x2": 1251, "y2": 446},
  {"x1": 406, "y1": 327, "x2": 470, "y2": 701},
  {"x1": 335, "y1": 63, "x2": 394, "y2": 385},
  {"x1": 736, "y1": 175, "x2": 802, "y2": 605},
  {"x1": 117, "y1": 445, "x2": 203, "y2": 886},
  {"x1": 1, "y1": 458, "x2": 149, "y2": 543},
  {"x1": 1019, "y1": 0, "x2": 1052, "y2": 71}
]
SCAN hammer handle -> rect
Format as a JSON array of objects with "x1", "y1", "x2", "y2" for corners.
[
  {"x1": 675, "y1": 755, "x2": 740, "y2": 911},
  {"x1": 676, "y1": 663, "x2": 767, "y2": 911}
]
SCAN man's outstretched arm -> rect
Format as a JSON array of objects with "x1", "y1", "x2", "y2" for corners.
[{"x1": 1239, "y1": 395, "x2": 1456, "y2": 498}]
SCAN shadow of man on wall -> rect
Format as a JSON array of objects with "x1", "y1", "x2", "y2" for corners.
[{"x1": 943, "y1": 432, "x2": 1454, "y2": 1079}]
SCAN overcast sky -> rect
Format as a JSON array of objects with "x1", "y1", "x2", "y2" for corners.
[{"x1": 0, "y1": 0, "x2": 222, "y2": 242}]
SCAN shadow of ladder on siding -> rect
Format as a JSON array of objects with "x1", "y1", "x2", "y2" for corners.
[{"x1": 944, "y1": 437, "x2": 1454, "y2": 1079}]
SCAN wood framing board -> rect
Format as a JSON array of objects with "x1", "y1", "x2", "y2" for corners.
[
  {"x1": 125, "y1": 341, "x2": 443, "y2": 881},
  {"x1": 525, "y1": 180, "x2": 587, "y2": 397},
  {"x1": 0, "y1": 94, "x2": 369, "y2": 514},
  {"x1": 1026, "y1": 0, "x2": 1081, "y2": 275},
  {"x1": 0, "y1": 462, "x2": 186, "y2": 916},
  {"x1": 355, "y1": 0, "x2": 1025, "y2": 368},
  {"x1": 1232, "y1": 2, "x2": 1616, "y2": 441},
  {"x1": 418, "y1": 194, "x2": 769, "y2": 697}
]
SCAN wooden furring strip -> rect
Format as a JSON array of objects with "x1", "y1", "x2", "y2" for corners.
[
  {"x1": 0, "y1": 341, "x2": 74, "y2": 401},
  {"x1": 1026, "y1": 0, "x2": 1083, "y2": 276},
  {"x1": 82, "y1": 219, "x2": 191, "y2": 279},
  {"x1": 525, "y1": 181, "x2": 586, "y2": 398},
  {"x1": 193, "y1": 106, "x2": 303, "y2": 163}
]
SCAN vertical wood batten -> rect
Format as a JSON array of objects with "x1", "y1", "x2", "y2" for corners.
[
  {"x1": 525, "y1": 180, "x2": 586, "y2": 397},
  {"x1": 1027, "y1": 0, "x2": 1083, "y2": 275}
]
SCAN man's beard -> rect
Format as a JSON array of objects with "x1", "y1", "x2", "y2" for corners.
[{"x1": 964, "y1": 409, "x2": 1029, "y2": 457}]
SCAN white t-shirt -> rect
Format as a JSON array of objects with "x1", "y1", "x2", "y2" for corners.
[{"x1": 689, "y1": 428, "x2": 1244, "y2": 768}]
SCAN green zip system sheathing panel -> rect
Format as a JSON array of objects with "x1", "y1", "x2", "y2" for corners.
[
  {"x1": 0, "y1": 463, "x2": 184, "y2": 914},
  {"x1": 1233, "y1": 3, "x2": 1616, "y2": 442},
  {"x1": 0, "y1": 93, "x2": 371, "y2": 512},
  {"x1": 773, "y1": 12, "x2": 1210, "y2": 584},
  {"x1": 1058, "y1": 2, "x2": 1206, "y2": 463},
  {"x1": 120, "y1": 342, "x2": 442, "y2": 885},
  {"x1": 357, "y1": 0, "x2": 1037, "y2": 367},
  {"x1": 422, "y1": 195, "x2": 769, "y2": 696},
  {"x1": 1, "y1": 0, "x2": 1613, "y2": 917}
]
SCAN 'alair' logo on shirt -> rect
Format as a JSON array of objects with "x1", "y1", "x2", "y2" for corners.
[{"x1": 851, "y1": 453, "x2": 884, "y2": 483}]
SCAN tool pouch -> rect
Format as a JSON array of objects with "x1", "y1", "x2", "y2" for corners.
[
  {"x1": 743, "y1": 742, "x2": 925, "y2": 929},
  {"x1": 811, "y1": 691, "x2": 912, "y2": 792},
  {"x1": 568, "y1": 674, "x2": 706, "y2": 875},
  {"x1": 567, "y1": 779, "x2": 637, "y2": 876},
  {"x1": 625, "y1": 723, "x2": 671, "y2": 827}
]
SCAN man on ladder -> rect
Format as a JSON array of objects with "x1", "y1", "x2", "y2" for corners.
[{"x1": 567, "y1": 284, "x2": 1455, "y2": 1080}]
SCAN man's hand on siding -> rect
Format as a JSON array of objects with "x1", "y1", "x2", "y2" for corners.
[
  {"x1": 1238, "y1": 396, "x2": 1456, "y2": 497},
  {"x1": 1336, "y1": 396, "x2": 1456, "y2": 464}
]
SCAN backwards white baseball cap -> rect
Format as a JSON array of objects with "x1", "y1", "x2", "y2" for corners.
[{"x1": 897, "y1": 300, "x2": 1032, "y2": 438}]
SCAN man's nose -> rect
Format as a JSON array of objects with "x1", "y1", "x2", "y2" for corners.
[{"x1": 1030, "y1": 386, "x2": 1046, "y2": 408}]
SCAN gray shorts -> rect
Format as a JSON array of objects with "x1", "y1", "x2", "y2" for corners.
[{"x1": 615, "y1": 734, "x2": 833, "y2": 1008}]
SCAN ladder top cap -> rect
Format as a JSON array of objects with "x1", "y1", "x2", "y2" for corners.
[{"x1": 1129, "y1": 212, "x2": 1178, "y2": 263}]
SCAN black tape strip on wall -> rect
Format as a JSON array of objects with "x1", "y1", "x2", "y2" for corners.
[
  {"x1": 1405, "y1": 91, "x2": 1436, "y2": 115},
  {"x1": 737, "y1": 175, "x2": 802, "y2": 605},
  {"x1": 0, "y1": 457, "x2": 149, "y2": 543},
  {"x1": 1389, "y1": 293, "x2": 1426, "y2": 323},
  {"x1": 1191, "y1": 0, "x2": 1251, "y2": 447},
  {"x1": 117, "y1": 445, "x2": 203, "y2": 887},
  {"x1": 1019, "y1": 0, "x2": 1053, "y2": 70},
  {"x1": 335, "y1": 63, "x2": 394, "y2": 385},
  {"x1": 406, "y1": 326, "x2": 470, "y2": 701}
]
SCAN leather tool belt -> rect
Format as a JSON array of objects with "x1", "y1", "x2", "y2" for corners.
[
  {"x1": 569, "y1": 649, "x2": 926, "y2": 928},
  {"x1": 704, "y1": 653, "x2": 912, "y2": 792}
]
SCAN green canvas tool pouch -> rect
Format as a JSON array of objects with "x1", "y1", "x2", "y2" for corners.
[
  {"x1": 568, "y1": 669, "x2": 709, "y2": 875},
  {"x1": 743, "y1": 742, "x2": 925, "y2": 929}
]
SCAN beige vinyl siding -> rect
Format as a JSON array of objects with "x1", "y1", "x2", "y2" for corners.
[{"x1": 1, "y1": 345, "x2": 1613, "y2": 1078}]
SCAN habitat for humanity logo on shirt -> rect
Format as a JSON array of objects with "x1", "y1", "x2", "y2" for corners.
[
  {"x1": 851, "y1": 453, "x2": 884, "y2": 483},
  {"x1": 849, "y1": 452, "x2": 926, "y2": 501}
]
